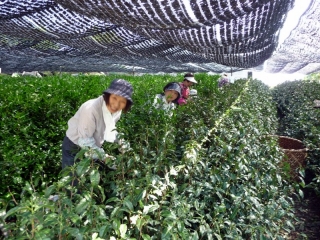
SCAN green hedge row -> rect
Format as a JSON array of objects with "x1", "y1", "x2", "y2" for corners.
[
  {"x1": 272, "y1": 79, "x2": 320, "y2": 195},
  {"x1": 0, "y1": 74, "x2": 296, "y2": 239}
]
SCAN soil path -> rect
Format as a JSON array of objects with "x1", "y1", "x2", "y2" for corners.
[{"x1": 288, "y1": 191, "x2": 320, "y2": 239}]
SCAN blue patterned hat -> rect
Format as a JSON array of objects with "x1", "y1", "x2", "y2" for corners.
[
  {"x1": 163, "y1": 82, "x2": 182, "y2": 99},
  {"x1": 103, "y1": 79, "x2": 133, "y2": 104}
]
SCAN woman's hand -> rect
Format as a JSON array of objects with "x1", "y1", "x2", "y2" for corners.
[
  {"x1": 104, "y1": 154, "x2": 117, "y2": 170},
  {"x1": 104, "y1": 153, "x2": 115, "y2": 161},
  {"x1": 118, "y1": 139, "x2": 132, "y2": 154}
]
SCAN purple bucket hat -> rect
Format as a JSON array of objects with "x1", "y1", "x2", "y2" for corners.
[{"x1": 103, "y1": 79, "x2": 133, "y2": 104}]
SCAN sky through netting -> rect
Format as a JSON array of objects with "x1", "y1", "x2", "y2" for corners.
[{"x1": 1, "y1": 0, "x2": 318, "y2": 75}]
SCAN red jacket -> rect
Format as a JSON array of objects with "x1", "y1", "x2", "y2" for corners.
[{"x1": 177, "y1": 83, "x2": 189, "y2": 105}]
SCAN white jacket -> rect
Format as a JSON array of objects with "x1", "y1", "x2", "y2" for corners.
[
  {"x1": 66, "y1": 95, "x2": 121, "y2": 157},
  {"x1": 153, "y1": 94, "x2": 176, "y2": 116}
]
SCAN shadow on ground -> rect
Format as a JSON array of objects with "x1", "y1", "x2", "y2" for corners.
[{"x1": 289, "y1": 190, "x2": 320, "y2": 240}]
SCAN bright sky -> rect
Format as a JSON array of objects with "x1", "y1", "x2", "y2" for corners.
[
  {"x1": 230, "y1": 70, "x2": 306, "y2": 88},
  {"x1": 247, "y1": 0, "x2": 312, "y2": 87}
]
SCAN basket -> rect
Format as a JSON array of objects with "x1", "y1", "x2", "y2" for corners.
[{"x1": 277, "y1": 136, "x2": 308, "y2": 181}]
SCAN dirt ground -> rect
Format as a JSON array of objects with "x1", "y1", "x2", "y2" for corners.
[{"x1": 288, "y1": 191, "x2": 320, "y2": 240}]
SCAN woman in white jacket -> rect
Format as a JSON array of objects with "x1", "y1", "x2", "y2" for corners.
[
  {"x1": 153, "y1": 82, "x2": 181, "y2": 116},
  {"x1": 62, "y1": 79, "x2": 133, "y2": 169}
]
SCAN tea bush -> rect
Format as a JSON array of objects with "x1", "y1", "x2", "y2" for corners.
[
  {"x1": 272, "y1": 79, "x2": 320, "y2": 195},
  {"x1": 0, "y1": 74, "x2": 297, "y2": 239}
]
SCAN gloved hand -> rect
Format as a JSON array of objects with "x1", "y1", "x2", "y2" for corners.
[
  {"x1": 107, "y1": 164, "x2": 117, "y2": 170},
  {"x1": 118, "y1": 139, "x2": 132, "y2": 154},
  {"x1": 104, "y1": 154, "x2": 117, "y2": 170},
  {"x1": 84, "y1": 147, "x2": 105, "y2": 160},
  {"x1": 115, "y1": 133, "x2": 132, "y2": 154},
  {"x1": 48, "y1": 195, "x2": 59, "y2": 202},
  {"x1": 104, "y1": 153, "x2": 115, "y2": 161}
]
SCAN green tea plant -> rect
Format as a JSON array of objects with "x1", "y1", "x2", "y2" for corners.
[
  {"x1": 169, "y1": 79, "x2": 295, "y2": 239},
  {"x1": 0, "y1": 74, "x2": 297, "y2": 239}
]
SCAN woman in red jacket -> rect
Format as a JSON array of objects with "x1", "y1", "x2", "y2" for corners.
[{"x1": 177, "y1": 73, "x2": 197, "y2": 105}]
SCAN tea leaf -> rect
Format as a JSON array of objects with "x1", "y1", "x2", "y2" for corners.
[
  {"x1": 90, "y1": 169, "x2": 100, "y2": 186},
  {"x1": 75, "y1": 197, "x2": 90, "y2": 214}
]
